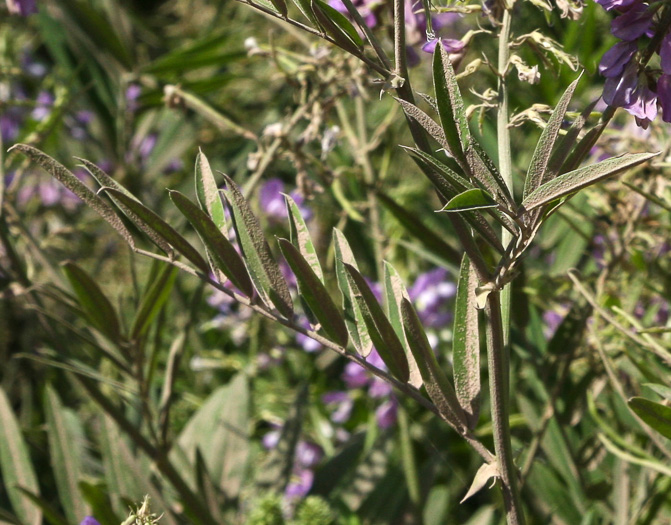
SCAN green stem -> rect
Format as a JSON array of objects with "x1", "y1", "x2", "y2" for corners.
[
  {"x1": 485, "y1": 291, "x2": 525, "y2": 524},
  {"x1": 398, "y1": 406, "x2": 422, "y2": 518}
]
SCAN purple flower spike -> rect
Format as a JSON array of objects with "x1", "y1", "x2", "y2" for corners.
[
  {"x1": 6, "y1": 0, "x2": 37, "y2": 15},
  {"x1": 657, "y1": 74, "x2": 671, "y2": 122},
  {"x1": 79, "y1": 518, "x2": 102, "y2": 525},
  {"x1": 624, "y1": 81, "x2": 657, "y2": 128},
  {"x1": 603, "y1": 61, "x2": 638, "y2": 107},
  {"x1": 598, "y1": 41, "x2": 637, "y2": 78},
  {"x1": 611, "y1": 4, "x2": 653, "y2": 42}
]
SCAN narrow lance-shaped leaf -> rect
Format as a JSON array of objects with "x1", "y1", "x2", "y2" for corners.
[
  {"x1": 195, "y1": 150, "x2": 227, "y2": 235},
  {"x1": 523, "y1": 74, "x2": 581, "y2": 199},
  {"x1": 278, "y1": 239, "x2": 348, "y2": 347},
  {"x1": 433, "y1": 43, "x2": 470, "y2": 170},
  {"x1": 312, "y1": 0, "x2": 363, "y2": 54},
  {"x1": 9, "y1": 144, "x2": 134, "y2": 248},
  {"x1": 284, "y1": 194, "x2": 323, "y2": 282},
  {"x1": 0, "y1": 388, "x2": 42, "y2": 525},
  {"x1": 394, "y1": 98, "x2": 449, "y2": 151},
  {"x1": 440, "y1": 188, "x2": 497, "y2": 213},
  {"x1": 345, "y1": 264, "x2": 410, "y2": 383},
  {"x1": 333, "y1": 228, "x2": 373, "y2": 357},
  {"x1": 521, "y1": 152, "x2": 658, "y2": 212},
  {"x1": 102, "y1": 188, "x2": 210, "y2": 274},
  {"x1": 130, "y1": 263, "x2": 179, "y2": 340},
  {"x1": 383, "y1": 262, "x2": 422, "y2": 388},
  {"x1": 169, "y1": 190, "x2": 254, "y2": 297},
  {"x1": 292, "y1": 0, "x2": 319, "y2": 25},
  {"x1": 401, "y1": 299, "x2": 468, "y2": 430},
  {"x1": 269, "y1": 0, "x2": 288, "y2": 16},
  {"x1": 628, "y1": 397, "x2": 671, "y2": 440},
  {"x1": 62, "y1": 261, "x2": 122, "y2": 344},
  {"x1": 402, "y1": 146, "x2": 471, "y2": 195},
  {"x1": 452, "y1": 255, "x2": 481, "y2": 430},
  {"x1": 77, "y1": 158, "x2": 173, "y2": 255},
  {"x1": 465, "y1": 141, "x2": 515, "y2": 211},
  {"x1": 221, "y1": 174, "x2": 293, "y2": 318},
  {"x1": 44, "y1": 385, "x2": 88, "y2": 524}
]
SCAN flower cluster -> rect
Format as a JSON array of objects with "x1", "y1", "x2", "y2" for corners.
[{"x1": 596, "y1": 0, "x2": 671, "y2": 127}]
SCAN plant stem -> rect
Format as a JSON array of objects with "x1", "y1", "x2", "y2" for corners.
[{"x1": 485, "y1": 291, "x2": 525, "y2": 524}]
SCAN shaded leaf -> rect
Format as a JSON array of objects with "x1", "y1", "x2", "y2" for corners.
[
  {"x1": 401, "y1": 299, "x2": 467, "y2": 429},
  {"x1": 521, "y1": 152, "x2": 657, "y2": 212},
  {"x1": 394, "y1": 98, "x2": 449, "y2": 150},
  {"x1": 0, "y1": 388, "x2": 42, "y2": 525},
  {"x1": 465, "y1": 141, "x2": 515, "y2": 211},
  {"x1": 195, "y1": 150, "x2": 228, "y2": 235},
  {"x1": 312, "y1": 0, "x2": 364, "y2": 52},
  {"x1": 344, "y1": 264, "x2": 410, "y2": 382},
  {"x1": 333, "y1": 228, "x2": 373, "y2": 356},
  {"x1": 402, "y1": 146, "x2": 470, "y2": 195},
  {"x1": 9, "y1": 144, "x2": 134, "y2": 248},
  {"x1": 102, "y1": 188, "x2": 210, "y2": 273},
  {"x1": 440, "y1": 188, "x2": 497, "y2": 213},
  {"x1": 452, "y1": 255, "x2": 481, "y2": 430},
  {"x1": 62, "y1": 261, "x2": 122, "y2": 344},
  {"x1": 130, "y1": 263, "x2": 179, "y2": 340},
  {"x1": 269, "y1": 0, "x2": 288, "y2": 16},
  {"x1": 221, "y1": 174, "x2": 293, "y2": 318},
  {"x1": 524, "y1": 75, "x2": 581, "y2": 198},
  {"x1": 43, "y1": 385, "x2": 87, "y2": 524},
  {"x1": 278, "y1": 238, "x2": 348, "y2": 346},
  {"x1": 433, "y1": 43, "x2": 470, "y2": 169},
  {"x1": 383, "y1": 262, "x2": 422, "y2": 388},
  {"x1": 169, "y1": 190, "x2": 254, "y2": 297},
  {"x1": 291, "y1": 0, "x2": 319, "y2": 25},
  {"x1": 628, "y1": 397, "x2": 671, "y2": 440}
]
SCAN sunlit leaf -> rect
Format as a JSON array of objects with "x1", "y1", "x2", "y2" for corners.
[
  {"x1": 394, "y1": 98, "x2": 449, "y2": 150},
  {"x1": 628, "y1": 397, "x2": 671, "y2": 440},
  {"x1": 312, "y1": 0, "x2": 364, "y2": 52},
  {"x1": 195, "y1": 150, "x2": 228, "y2": 235},
  {"x1": 284, "y1": 193, "x2": 324, "y2": 282},
  {"x1": 440, "y1": 188, "x2": 497, "y2": 213}
]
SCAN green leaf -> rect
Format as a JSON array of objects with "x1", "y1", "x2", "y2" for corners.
[
  {"x1": 285, "y1": 194, "x2": 324, "y2": 282},
  {"x1": 383, "y1": 262, "x2": 422, "y2": 388},
  {"x1": 440, "y1": 188, "x2": 497, "y2": 213},
  {"x1": 394, "y1": 98, "x2": 449, "y2": 150},
  {"x1": 628, "y1": 397, "x2": 671, "y2": 440},
  {"x1": 400, "y1": 299, "x2": 467, "y2": 430},
  {"x1": 77, "y1": 158, "x2": 173, "y2": 255},
  {"x1": 291, "y1": 0, "x2": 319, "y2": 25},
  {"x1": 102, "y1": 188, "x2": 210, "y2": 273},
  {"x1": 61, "y1": 261, "x2": 122, "y2": 344},
  {"x1": 521, "y1": 152, "x2": 658, "y2": 212},
  {"x1": 432, "y1": 42, "x2": 469, "y2": 169},
  {"x1": 465, "y1": 141, "x2": 515, "y2": 211},
  {"x1": 278, "y1": 239, "x2": 348, "y2": 346},
  {"x1": 333, "y1": 228, "x2": 373, "y2": 356},
  {"x1": 269, "y1": 0, "x2": 288, "y2": 16},
  {"x1": 524, "y1": 75, "x2": 581, "y2": 198},
  {"x1": 402, "y1": 146, "x2": 470, "y2": 196},
  {"x1": 195, "y1": 150, "x2": 228, "y2": 235},
  {"x1": 130, "y1": 263, "x2": 178, "y2": 340},
  {"x1": 8, "y1": 144, "x2": 135, "y2": 248},
  {"x1": 169, "y1": 190, "x2": 254, "y2": 297},
  {"x1": 452, "y1": 255, "x2": 481, "y2": 430},
  {"x1": 43, "y1": 385, "x2": 87, "y2": 524},
  {"x1": 344, "y1": 264, "x2": 410, "y2": 383},
  {"x1": 643, "y1": 383, "x2": 671, "y2": 400},
  {"x1": 312, "y1": 0, "x2": 364, "y2": 52},
  {"x1": 0, "y1": 388, "x2": 42, "y2": 525},
  {"x1": 220, "y1": 174, "x2": 294, "y2": 318}
]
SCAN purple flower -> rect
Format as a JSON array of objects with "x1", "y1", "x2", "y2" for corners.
[
  {"x1": 1, "y1": 109, "x2": 23, "y2": 143},
  {"x1": 603, "y1": 60, "x2": 639, "y2": 107},
  {"x1": 595, "y1": 0, "x2": 640, "y2": 11},
  {"x1": 138, "y1": 133, "x2": 157, "y2": 160},
  {"x1": 329, "y1": 0, "x2": 377, "y2": 27},
  {"x1": 31, "y1": 91, "x2": 54, "y2": 121},
  {"x1": 368, "y1": 377, "x2": 392, "y2": 398},
  {"x1": 657, "y1": 74, "x2": 671, "y2": 122},
  {"x1": 542, "y1": 309, "x2": 564, "y2": 339},
  {"x1": 262, "y1": 427, "x2": 282, "y2": 449},
  {"x1": 342, "y1": 361, "x2": 369, "y2": 388},
  {"x1": 610, "y1": 4, "x2": 653, "y2": 42},
  {"x1": 421, "y1": 38, "x2": 465, "y2": 55},
  {"x1": 598, "y1": 41, "x2": 637, "y2": 78},
  {"x1": 375, "y1": 398, "x2": 398, "y2": 429},
  {"x1": 624, "y1": 81, "x2": 657, "y2": 127},
  {"x1": 322, "y1": 391, "x2": 353, "y2": 423},
  {"x1": 259, "y1": 178, "x2": 312, "y2": 222},
  {"x1": 126, "y1": 84, "x2": 142, "y2": 112},
  {"x1": 660, "y1": 33, "x2": 671, "y2": 75},
  {"x1": 285, "y1": 469, "x2": 314, "y2": 499},
  {"x1": 5, "y1": 0, "x2": 37, "y2": 15},
  {"x1": 409, "y1": 268, "x2": 456, "y2": 327},
  {"x1": 296, "y1": 441, "x2": 323, "y2": 468},
  {"x1": 79, "y1": 518, "x2": 101, "y2": 525}
]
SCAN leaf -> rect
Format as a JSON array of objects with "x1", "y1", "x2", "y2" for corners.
[
  {"x1": 402, "y1": 146, "x2": 470, "y2": 196},
  {"x1": 460, "y1": 462, "x2": 499, "y2": 504},
  {"x1": 643, "y1": 383, "x2": 671, "y2": 400},
  {"x1": 43, "y1": 385, "x2": 87, "y2": 524},
  {"x1": 278, "y1": 239, "x2": 348, "y2": 346},
  {"x1": 8, "y1": 144, "x2": 135, "y2": 248},
  {"x1": 432, "y1": 43, "x2": 470, "y2": 169},
  {"x1": 394, "y1": 98, "x2": 449, "y2": 150},
  {"x1": 130, "y1": 263, "x2": 179, "y2": 340},
  {"x1": 77, "y1": 158, "x2": 173, "y2": 255},
  {"x1": 312, "y1": 0, "x2": 364, "y2": 52},
  {"x1": 440, "y1": 188, "x2": 497, "y2": 213},
  {"x1": 194, "y1": 150, "x2": 227, "y2": 235},
  {"x1": 102, "y1": 188, "x2": 210, "y2": 273},
  {"x1": 400, "y1": 298, "x2": 467, "y2": 430},
  {"x1": 169, "y1": 190, "x2": 254, "y2": 297},
  {"x1": 61, "y1": 261, "x2": 122, "y2": 344},
  {"x1": 521, "y1": 152, "x2": 658, "y2": 212},
  {"x1": 333, "y1": 228, "x2": 373, "y2": 356},
  {"x1": 269, "y1": 0, "x2": 288, "y2": 16},
  {"x1": 628, "y1": 397, "x2": 671, "y2": 440},
  {"x1": 452, "y1": 255, "x2": 481, "y2": 430},
  {"x1": 523, "y1": 75, "x2": 581, "y2": 198},
  {"x1": 291, "y1": 0, "x2": 319, "y2": 25},
  {"x1": 0, "y1": 388, "x2": 42, "y2": 525},
  {"x1": 284, "y1": 194, "x2": 323, "y2": 282},
  {"x1": 465, "y1": 141, "x2": 515, "y2": 211},
  {"x1": 220, "y1": 174, "x2": 294, "y2": 318},
  {"x1": 383, "y1": 262, "x2": 422, "y2": 388},
  {"x1": 344, "y1": 264, "x2": 410, "y2": 383}
]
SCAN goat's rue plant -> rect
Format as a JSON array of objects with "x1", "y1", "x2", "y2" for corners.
[{"x1": 5, "y1": 0, "x2": 671, "y2": 523}]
